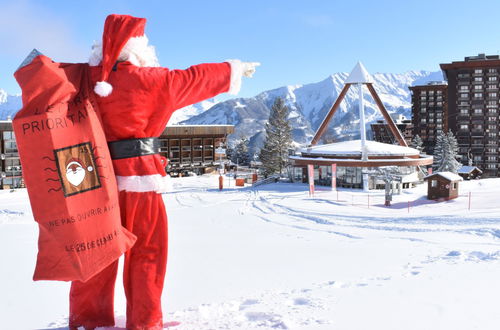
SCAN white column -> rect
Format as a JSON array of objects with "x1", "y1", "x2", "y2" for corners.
[
  {"x1": 359, "y1": 83, "x2": 369, "y2": 192},
  {"x1": 358, "y1": 83, "x2": 367, "y2": 155}
]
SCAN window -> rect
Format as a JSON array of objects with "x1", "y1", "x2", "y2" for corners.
[
  {"x1": 474, "y1": 85, "x2": 483, "y2": 90},
  {"x1": 460, "y1": 109, "x2": 469, "y2": 114},
  {"x1": 420, "y1": 119, "x2": 427, "y2": 124},
  {"x1": 436, "y1": 101, "x2": 443, "y2": 106},
  {"x1": 475, "y1": 69, "x2": 483, "y2": 74},
  {"x1": 460, "y1": 101, "x2": 469, "y2": 106},
  {"x1": 474, "y1": 109, "x2": 483, "y2": 114},
  {"x1": 2, "y1": 131, "x2": 14, "y2": 140},
  {"x1": 475, "y1": 77, "x2": 483, "y2": 82},
  {"x1": 488, "y1": 84, "x2": 497, "y2": 89},
  {"x1": 431, "y1": 180, "x2": 437, "y2": 188},
  {"x1": 474, "y1": 93, "x2": 483, "y2": 98},
  {"x1": 474, "y1": 155, "x2": 482, "y2": 161},
  {"x1": 420, "y1": 91, "x2": 427, "y2": 96},
  {"x1": 489, "y1": 76, "x2": 498, "y2": 81},
  {"x1": 490, "y1": 93, "x2": 498, "y2": 98},
  {"x1": 452, "y1": 182, "x2": 458, "y2": 190},
  {"x1": 460, "y1": 93, "x2": 469, "y2": 98},
  {"x1": 460, "y1": 124, "x2": 469, "y2": 130},
  {"x1": 437, "y1": 90, "x2": 443, "y2": 95},
  {"x1": 487, "y1": 164, "x2": 497, "y2": 169},
  {"x1": 473, "y1": 124, "x2": 483, "y2": 130},
  {"x1": 488, "y1": 68, "x2": 497, "y2": 73},
  {"x1": 460, "y1": 85, "x2": 468, "y2": 90},
  {"x1": 488, "y1": 125, "x2": 497, "y2": 130}
]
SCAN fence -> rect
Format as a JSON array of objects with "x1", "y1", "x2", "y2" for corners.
[{"x1": 310, "y1": 188, "x2": 500, "y2": 213}]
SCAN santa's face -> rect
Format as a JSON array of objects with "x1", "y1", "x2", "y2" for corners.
[{"x1": 65, "y1": 159, "x2": 93, "y2": 187}]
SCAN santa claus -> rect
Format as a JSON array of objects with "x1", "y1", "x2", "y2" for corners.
[{"x1": 69, "y1": 14, "x2": 259, "y2": 330}]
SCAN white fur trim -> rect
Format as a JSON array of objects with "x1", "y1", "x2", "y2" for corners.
[
  {"x1": 225, "y1": 59, "x2": 244, "y2": 95},
  {"x1": 116, "y1": 174, "x2": 173, "y2": 193},
  {"x1": 94, "y1": 81, "x2": 113, "y2": 97},
  {"x1": 89, "y1": 35, "x2": 160, "y2": 68}
]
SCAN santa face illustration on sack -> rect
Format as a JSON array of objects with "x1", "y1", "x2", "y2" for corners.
[{"x1": 54, "y1": 142, "x2": 102, "y2": 197}]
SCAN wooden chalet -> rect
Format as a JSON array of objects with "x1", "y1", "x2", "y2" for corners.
[
  {"x1": 457, "y1": 165, "x2": 482, "y2": 180},
  {"x1": 424, "y1": 172, "x2": 462, "y2": 200}
]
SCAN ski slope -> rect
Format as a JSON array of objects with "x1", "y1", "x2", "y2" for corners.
[{"x1": 1, "y1": 175, "x2": 500, "y2": 329}]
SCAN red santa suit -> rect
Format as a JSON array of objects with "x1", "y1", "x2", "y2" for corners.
[{"x1": 69, "y1": 14, "x2": 257, "y2": 330}]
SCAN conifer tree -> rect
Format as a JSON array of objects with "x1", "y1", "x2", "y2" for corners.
[
  {"x1": 232, "y1": 137, "x2": 251, "y2": 166},
  {"x1": 432, "y1": 131, "x2": 461, "y2": 173},
  {"x1": 410, "y1": 135, "x2": 424, "y2": 152},
  {"x1": 259, "y1": 97, "x2": 293, "y2": 177}
]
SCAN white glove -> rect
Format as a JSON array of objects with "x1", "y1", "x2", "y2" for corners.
[{"x1": 242, "y1": 62, "x2": 260, "y2": 78}]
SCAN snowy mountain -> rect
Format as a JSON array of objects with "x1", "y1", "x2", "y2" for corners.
[
  {"x1": 0, "y1": 88, "x2": 217, "y2": 123},
  {"x1": 167, "y1": 98, "x2": 219, "y2": 125},
  {"x1": 182, "y1": 70, "x2": 444, "y2": 153},
  {"x1": 0, "y1": 89, "x2": 22, "y2": 120}
]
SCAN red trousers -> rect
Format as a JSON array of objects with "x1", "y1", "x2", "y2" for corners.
[{"x1": 69, "y1": 191, "x2": 168, "y2": 330}]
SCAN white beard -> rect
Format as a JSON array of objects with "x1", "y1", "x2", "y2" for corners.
[
  {"x1": 66, "y1": 165, "x2": 86, "y2": 187},
  {"x1": 89, "y1": 35, "x2": 160, "y2": 68}
]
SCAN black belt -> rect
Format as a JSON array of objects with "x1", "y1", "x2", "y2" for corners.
[{"x1": 108, "y1": 137, "x2": 160, "y2": 160}]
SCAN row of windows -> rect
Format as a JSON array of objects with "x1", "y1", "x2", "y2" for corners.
[
  {"x1": 419, "y1": 90, "x2": 443, "y2": 96},
  {"x1": 460, "y1": 84, "x2": 500, "y2": 90}
]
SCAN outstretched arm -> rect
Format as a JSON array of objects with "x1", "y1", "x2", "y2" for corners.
[{"x1": 162, "y1": 60, "x2": 260, "y2": 111}]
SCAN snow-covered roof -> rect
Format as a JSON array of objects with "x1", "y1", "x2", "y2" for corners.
[
  {"x1": 345, "y1": 62, "x2": 374, "y2": 84},
  {"x1": 457, "y1": 166, "x2": 483, "y2": 174},
  {"x1": 425, "y1": 172, "x2": 463, "y2": 182},
  {"x1": 301, "y1": 140, "x2": 420, "y2": 157}
]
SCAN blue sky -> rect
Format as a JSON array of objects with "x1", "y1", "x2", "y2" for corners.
[{"x1": 1, "y1": 0, "x2": 500, "y2": 99}]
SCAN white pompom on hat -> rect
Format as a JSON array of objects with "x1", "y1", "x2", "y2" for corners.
[{"x1": 94, "y1": 14, "x2": 147, "y2": 97}]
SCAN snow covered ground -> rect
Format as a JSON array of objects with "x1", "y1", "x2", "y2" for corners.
[{"x1": 1, "y1": 175, "x2": 500, "y2": 329}]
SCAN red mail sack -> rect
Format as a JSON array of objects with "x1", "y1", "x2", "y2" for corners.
[{"x1": 13, "y1": 51, "x2": 136, "y2": 282}]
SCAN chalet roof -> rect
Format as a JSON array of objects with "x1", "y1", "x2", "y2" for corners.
[
  {"x1": 301, "y1": 140, "x2": 420, "y2": 157},
  {"x1": 424, "y1": 172, "x2": 463, "y2": 182},
  {"x1": 457, "y1": 166, "x2": 483, "y2": 174}
]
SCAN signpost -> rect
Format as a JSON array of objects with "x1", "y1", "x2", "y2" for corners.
[{"x1": 215, "y1": 143, "x2": 226, "y2": 190}]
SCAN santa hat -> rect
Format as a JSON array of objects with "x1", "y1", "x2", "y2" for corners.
[{"x1": 94, "y1": 14, "x2": 146, "y2": 97}]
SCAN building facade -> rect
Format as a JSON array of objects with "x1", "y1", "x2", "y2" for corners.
[
  {"x1": 0, "y1": 121, "x2": 23, "y2": 189},
  {"x1": 371, "y1": 114, "x2": 413, "y2": 145},
  {"x1": 440, "y1": 54, "x2": 500, "y2": 177},
  {"x1": 409, "y1": 82, "x2": 448, "y2": 154},
  {"x1": 0, "y1": 120, "x2": 233, "y2": 189}
]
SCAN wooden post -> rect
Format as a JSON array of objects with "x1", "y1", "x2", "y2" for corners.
[
  {"x1": 311, "y1": 84, "x2": 351, "y2": 145},
  {"x1": 366, "y1": 83, "x2": 408, "y2": 147},
  {"x1": 331, "y1": 164, "x2": 337, "y2": 191}
]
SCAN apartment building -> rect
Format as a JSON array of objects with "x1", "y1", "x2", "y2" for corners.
[
  {"x1": 440, "y1": 54, "x2": 500, "y2": 177},
  {"x1": 371, "y1": 114, "x2": 413, "y2": 145},
  {"x1": 0, "y1": 120, "x2": 23, "y2": 189},
  {"x1": 409, "y1": 82, "x2": 448, "y2": 154}
]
